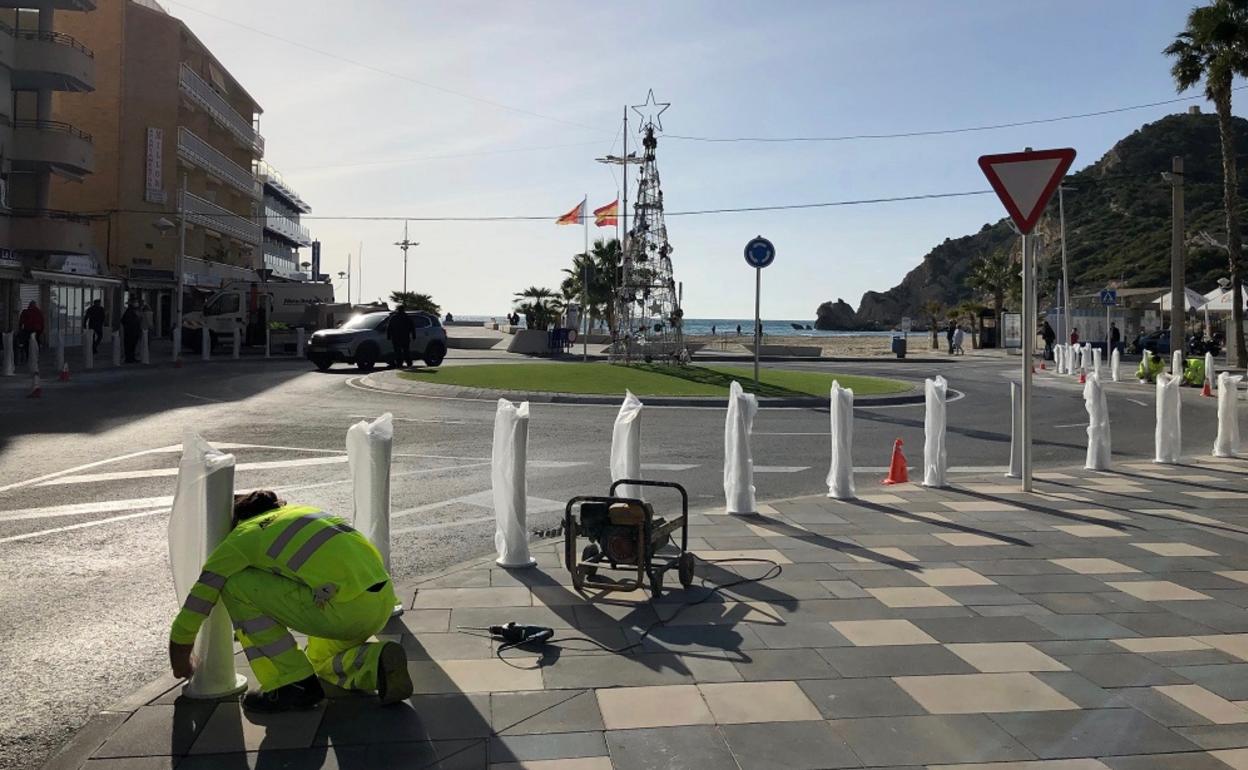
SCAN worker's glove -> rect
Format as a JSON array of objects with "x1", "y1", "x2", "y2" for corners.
[{"x1": 169, "y1": 642, "x2": 196, "y2": 680}]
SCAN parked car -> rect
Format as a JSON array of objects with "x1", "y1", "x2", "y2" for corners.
[
  {"x1": 306, "y1": 310, "x2": 447, "y2": 372},
  {"x1": 1131, "y1": 329, "x2": 1170, "y2": 355}
]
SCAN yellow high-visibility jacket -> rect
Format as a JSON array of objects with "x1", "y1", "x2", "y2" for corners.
[{"x1": 170, "y1": 505, "x2": 388, "y2": 645}]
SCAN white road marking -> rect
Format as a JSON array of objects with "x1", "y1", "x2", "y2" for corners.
[
  {"x1": 391, "y1": 490, "x2": 566, "y2": 520},
  {"x1": 0, "y1": 509, "x2": 167, "y2": 545},
  {"x1": 530, "y1": 461, "x2": 590, "y2": 469},
  {"x1": 1128, "y1": 398, "x2": 1148, "y2": 407},
  {"x1": 754, "y1": 466, "x2": 809, "y2": 473},
  {"x1": 38, "y1": 456, "x2": 349, "y2": 486},
  {"x1": 270, "y1": 462, "x2": 493, "y2": 494},
  {"x1": 641, "y1": 463, "x2": 699, "y2": 471},
  {"x1": 0, "y1": 446, "x2": 179, "y2": 494},
  {"x1": 1053, "y1": 423, "x2": 1086, "y2": 429},
  {"x1": 0, "y1": 496, "x2": 174, "y2": 522},
  {"x1": 349, "y1": 414, "x2": 473, "y2": 425}
]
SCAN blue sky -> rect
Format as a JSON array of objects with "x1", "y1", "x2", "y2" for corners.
[{"x1": 173, "y1": 0, "x2": 1212, "y2": 320}]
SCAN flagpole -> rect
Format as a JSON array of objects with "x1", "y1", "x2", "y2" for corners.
[{"x1": 582, "y1": 194, "x2": 589, "y2": 362}]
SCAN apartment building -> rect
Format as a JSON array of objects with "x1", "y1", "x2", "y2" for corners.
[
  {"x1": 49, "y1": 0, "x2": 265, "y2": 336},
  {"x1": 256, "y1": 160, "x2": 313, "y2": 281},
  {"x1": 0, "y1": 0, "x2": 102, "y2": 339}
]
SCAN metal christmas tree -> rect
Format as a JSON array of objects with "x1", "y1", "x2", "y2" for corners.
[{"x1": 613, "y1": 91, "x2": 683, "y2": 363}]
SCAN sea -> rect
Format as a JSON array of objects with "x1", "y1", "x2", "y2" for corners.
[{"x1": 450, "y1": 315, "x2": 892, "y2": 337}]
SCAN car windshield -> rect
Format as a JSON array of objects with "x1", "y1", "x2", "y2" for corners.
[{"x1": 339, "y1": 313, "x2": 386, "y2": 330}]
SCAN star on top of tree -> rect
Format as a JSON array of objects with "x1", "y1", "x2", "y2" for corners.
[{"x1": 631, "y1": 89, "x2": 670, "y2": 131}]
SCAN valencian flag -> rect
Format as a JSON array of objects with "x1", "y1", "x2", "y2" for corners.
[
  {"x1": 556, "y1": 198, "x2": 586, "y2": 225},
  {"x1": 593, "y1": 199, "x2": 619, "y2": 228}
]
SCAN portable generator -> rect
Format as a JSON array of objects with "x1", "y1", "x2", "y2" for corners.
[{"x1": 564, "y1": 479, "x2": 694, "y2": 595}]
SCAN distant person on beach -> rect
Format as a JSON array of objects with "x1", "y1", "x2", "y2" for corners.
[
  {"x1": 711, "y1": 324, "x2": 716, "y2": 335},
  {"x1": 736, "y1": 324, "x2": 741, "y2": 336},
  {"x1": 946, "y1": 320, "x2": 956, "y2": 354}
]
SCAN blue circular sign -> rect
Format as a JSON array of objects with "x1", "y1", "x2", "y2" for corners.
[{"x1": 744, "y1": 236, "x2": 775, "y2": 268}]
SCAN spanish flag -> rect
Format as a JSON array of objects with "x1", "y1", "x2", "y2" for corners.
[
  {"x1": 556, "y1": 198, "x2": 585, "y2": 225},
  {"x1": 594, "y1": 199, "x2": 619, "y2": 228}
]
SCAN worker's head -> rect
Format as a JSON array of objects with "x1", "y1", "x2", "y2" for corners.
[{"x1": 232, "y1": 489, "x2": 285, "y2": 528}]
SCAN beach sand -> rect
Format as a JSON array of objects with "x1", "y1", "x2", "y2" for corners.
[{"x1": 689, "y1": 333, "x2": 916, "y2": 357}]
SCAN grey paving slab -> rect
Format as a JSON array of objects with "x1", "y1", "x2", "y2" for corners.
[
  {"x1": 731, "y1": 648, "x2": 839, "y2": 681},
  {"x1": 1029, "y1": 614, "x2": 1141, "y2": 639},
  {"x1": 314, "y1": 693, "x2": 492, "y2": 744},
  {"x1": 488, "y1": 730, "x2": 607, "y2": 763},
  {"x1": 797, "y1": 677, "x2": 927, "y2": 719},
  {"x1": 829, "y1": 714, "x2": 1032, "y2": 766},
  {"x1": 187, "y1": 702, "x2": 324, "y2": 755},
  {"x1": 752, "y1": 620, "x2": 853, "y2": 649},
  {"x1": 1031, "y1": 671, "x2": 1123, "y2": 709},
  {"x1": 1102, "y1": 753, "x2": 1237, "y2": 770},
  {"x1": 721, "y1": 720, "x2": 863, "y2": 769},
  {"x1": 989, "y1": 708, "x2": 1199, "y2": 759},
  {"x1": 82, "y1": 759, "x2": 175, "y2": 770},
  {"x1": 1102, "y1": 612, "x2": 1219, "y2": 637},
  {"x1": 818, "y1": 645, "x2": 978, "y2": 678},
  {"x1": 912, "y1": 615, "x2": 1058, "y2": 643},
  {"x1": 1058, "y1": 653, "x2": 1191, "y2": 688},
  {"x1": 605, "y1": 725, "x2": 737, "y2": 770},
  {"x1": 1174, "y1": 723, "x2": 1248, "y2": 750},
  {"x1": 91, "y1": 703, "x2": 217, "y2": 759},
  {"x1": 1171, "y1": 664, "x2": 1248, "y2": 700},
  {"x1": 491, "y1": 690, "x2": 604, "y2": 735}
]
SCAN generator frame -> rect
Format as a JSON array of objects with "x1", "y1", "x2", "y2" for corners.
[{"x1": 563, "y1": 479, "x2": 694, "y2": 596}]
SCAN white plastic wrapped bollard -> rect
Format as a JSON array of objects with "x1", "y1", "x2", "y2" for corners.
[
  {"x1": 923, "y1": 376, "x2": 949, "y2": 487},
  {"x1": 724, "y1": 380, "x2": 758, "y2": 513},
  {"x1": 611, "y1": 390, "x2": 644, "y2": 501},
  {"x1": 1084, "y1": 374, "x2": 1112, "y2": 470},
  {"x1": 28, "y1": 335, "x2": 39, "y2": 374},
  {"x1": 168, "y1": 431, "x2": 248, "y2": 699},
  {"x1": 112, "y1": 329, "x2": 121, "y2": 367},
  {"x1": 2, "y1": 332, "x2": 12, "y2": 376},
  {"x1": 1155, "y1": 373, "x2": 1182, "y2": 464},
  {"x1": 82, "y1": 330, "x2": 93, "y2": 370},
  {"x1": 1053, "y1": 345, "x2": 1063, "y2": 374},
  {"x1": 1173, "y1": 350, "x2": 1184, "y2": 379},
  {"x1": 827, "y1": 381, "x2": 856, "y2": 499},
  {"x1": 1111, "y1": 347, "x2": 1121, "y2": 382},
  {"x1": 1214, "y1": 373, "x2": 1243, "y2": 458},
  {"x1": 1206, "y1": 351, "x2": 1215, "y2": 389},
  {"x1": 296, "y1": 328, "x2": 306, "y2": 359},
  {"x1": 55, "y1": 331, "x2": 64, "y2": 372},
  {"x1": 493, "y1": 399, "x2": 536, "y2": 568},
  {"x1": 347, "y1": 413, "x2": 394, "y2": 568},
  {"x1": 1092, "y1": 347, "x2": 1102, "y2": 379},
  {"x1": 140, "y1": 330, "x2": 150, "y2": 365},
  {"x1": 1081, "y1": 344, "x2": 1091, "y2": 373},
  {"x1": 1008, "y1": 381, "x2": 1022, "y2": 478},
  {"x1": 232, "y1": 328, "x2": 241, "y2": 359}
]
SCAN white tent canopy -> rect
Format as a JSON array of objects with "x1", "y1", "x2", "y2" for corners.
[
  {"x1": 1154, "y1": 287, "x2": 1210, "y2": 312},
  {"x1": 1203, "y1": 285, "x2": 1248, "y2": 313}
]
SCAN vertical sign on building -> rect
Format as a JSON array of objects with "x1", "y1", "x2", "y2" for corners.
[
  {"x1": 311, "y1": 240, "x2": 321, "y2": 279},
  {"x1": 144, "y1": 127, "x2": 165, "y2": 204}
]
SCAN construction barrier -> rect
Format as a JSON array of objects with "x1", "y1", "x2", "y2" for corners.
[
  {"x1": 827, "y1": 380, "x2": 856, "y2": 499},
  {"x1": 493, "y1": 399, "x2": 535, "y2": 568},
  {"x1": 923, "y1": 375, "x2": 948, "y2": 488},
  {"x1": 1083, "y1": 373, "x2": 1111, "y2": 470},
  {"x1": 1206, "y1": 351, "x2": 1215, "y2": 392},
  {"x1": 167, "y1": 431, "x2": 248, "y2": 699},
  {"x1": 724, "y1": 380, "x2": 758, "y2": 513},
  {"x1": 1054, "y1": 344, "x2": 1065, "y2": 375},
  {"x1": 1008, "y1": 381, "x2": 1022, "y2": 478},
  {"x1": 1215, "y1": 372, "x2": 1243, "y2": 458},
  {"x1": 1155, "y1": 373, "x2": 1182, "y2": 464},
  {"x1": 2, "y1": 332, "x2": 12, "y2": 377},
  {"x1": 611, "y1": 390, "x2": 643, "y2": 501}
]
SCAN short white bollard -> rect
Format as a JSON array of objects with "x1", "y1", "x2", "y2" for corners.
[
  {"x1": 347, "y1": 412, "x2": 401, "y2": 615},
  {"x1": 168, "y1": 431, "x2": 248, "y2": 699},
  {"x1": 1092, "y1": 347, "x2": 1101, "y2": 379},
  {"x1": 1155, "y1": 373, "x2": 1182, "y2": 464},
  {"x1": 54, "y1": 331, "x2": 64, "y2": 373},
  {"x1": 140, "y1": 330, "x2": 150, "y2": 365},
  {"x1": 232, "y1": 328, "x2": 241, "y2": 360},
  {"x1": 1111, "y1": 347, "x2": 1121, "y2": 382},
  {"x1": 493, "y1": 399, "x2": 535, "y2": 568},
  {"x1": 112, "y1": 329, "x2": 122, "y2": 367},
  {"x1": 1084, "y1": 373, "x2": 1111, "y2": 470},
  {"x1": 1172, "y1": 350, "x2": 1184, "y2": 380},
  {"x1": 1206, "y1": 351, "x2": 1215, "y2": 390},
  {"x1": 924, "y1": 375, "x2": 948, "y2": 488},
  {"x1": 2, "y1": 332, "x2": 13, "y2": 377},
  {"x1": 724, "y1": 380, "x2": 758, "y2": 513},
  {"x1": 28, "y1": 335, "x2": 39, "y2": 374},
  {"x1": 201, "y1": 327, "x2": 210, "y2": 362},
  {"x1": 611, "y1": 390, "x2": 643, "y2": 501},
  {"x1": 82, "y1": 330, "x2": 93, "y2": 370},
  {"x1": 827, "y1": 380, "x2": 855, "y2": 500},
  {"x1": 1057, "y1": 344, "x2": 1067, "y2": 375},
  {"x1": 295, "y1": 328, "x2": 305, "y2": 359},
  {"x1": 1007, "y1": 381, "x2": 1022, "y2": 478},
  {"x1": 1214, "y1": 372, "x2": 1243, "y2": 458}
]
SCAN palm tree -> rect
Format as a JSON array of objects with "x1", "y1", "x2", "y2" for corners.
[
  {"x1": 560, "y1": 238, "x2": 622, "y2": 336},
  {"x1": 513, "y1": 286, "x2": 563, "y2": 331},
  {"x1": 388, "y1": 291, "x2": 440, "y2": 315},
  {"x1": 1167, "y1": 0, "x2": 1248, "y2": 364},
  {"x1": 921, "y1": 300, "x2": 944, "y2": 349},
  {"x1": 968, "y1": 249, "x2": 1017, "y2": 348},
  {"x1": 955, "y1": 300, "x2": 987, "y2": 349}
]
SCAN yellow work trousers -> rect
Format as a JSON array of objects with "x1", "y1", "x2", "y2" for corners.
[{"x1": 220, "y1": 567, "x2": 397, "y2": 692}]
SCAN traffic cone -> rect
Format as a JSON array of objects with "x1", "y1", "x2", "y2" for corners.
[
  {"x1": 882, "y1": 438, "x2": 908, "y2": 485},
  {"x1": 58, "y1": 362, "x2": 70, "y2": 382},
  {"x1": 1039, "y1": 361, "x2": 1046, "y2": 370},
  {"x1": 27, "y1": 374, "x2": 41, "y2": 398},
  {"x1": 1078, "y1": 369, "x2": 1086, "y2": 384},
  {"x1": 1202, "y1": 377, "x2": 1213, "y2": 397}
]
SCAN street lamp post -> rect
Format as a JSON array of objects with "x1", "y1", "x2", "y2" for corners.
[
  {"x1": 394, "y1": 221, "x2": 419, "y2": 295},
  {"x1": 1058, "y1": 185, "x2": 1073, "y2": 348}
]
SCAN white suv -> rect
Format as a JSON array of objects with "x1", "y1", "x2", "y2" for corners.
[{"x1": 307, "y1": 311, "x2": 448, "y2": 372}]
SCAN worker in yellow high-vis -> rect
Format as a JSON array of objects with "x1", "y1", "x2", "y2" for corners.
[{"x1": 168, "y1": 490, "x2": 412, "y2": 712}]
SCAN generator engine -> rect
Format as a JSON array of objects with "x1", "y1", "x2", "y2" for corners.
[{"x1": 578, "y1": 501, "x2": 653, "y2": 565}]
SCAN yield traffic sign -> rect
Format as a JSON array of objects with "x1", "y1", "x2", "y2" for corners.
[{"x1": 977, "y1": 148, "x2": 1077, "y2": 235}]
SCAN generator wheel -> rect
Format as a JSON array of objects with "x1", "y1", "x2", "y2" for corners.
[
  {"x1": 582, "y1": 543, "x2": 600, "y2": 562},
  {"x1": 648, "y1": 568, "x2": 664, "y2": 596},
  {"x1": 572, "y1": 565, "x2": 586, "y2": 593},
  {"x1": 678, "y1": 552, "x2": 696, "y2": 588}
]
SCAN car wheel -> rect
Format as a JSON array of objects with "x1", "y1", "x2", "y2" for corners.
[
  {"x1": 423, "y1": 342, "x2": 447, "y2": 367},
  {"x1": 311, "y1": 355, "x2": 332, "y2": 371},
  {"x1": 356, "y1": 345, "x2": 378, "y2": 372}
]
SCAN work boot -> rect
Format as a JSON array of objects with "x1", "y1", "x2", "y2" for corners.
[
  {"x1": 377, "y1": 641, "x2": 413, "y2": 705},
  {"x1": 241, "y1": 675, "x2": 324, "y2": 713}
]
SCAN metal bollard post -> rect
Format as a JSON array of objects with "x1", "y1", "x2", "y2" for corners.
[
  {"x1": 2, "y1": 331, "x2": 13, "y2": 377},
  {"x1": 201, "y1": 327, "x2": 210, "y2": 362},
  {"x1": 140, "y1": 330, "x2": 150, "y2": 365},
  {"x1": 83, "y1": 330, "x2": 94, "y2": 370},
  {"x1": 55, "y1": 331, "x2": 65, "y2": 373},
  {"x1": 232, "y1": 328, "x2": 240, "y2": 360},
  {"x1": 295, "y1": 328, "x2": 305, "y2": 359},
  {"x1": 347, "y1": 413, "x2": 400, "y2": 615},
  {"x1": 264, "y1": 326, "x2": 270, "y2": 359},
  {"x1": 171, "y1": 328, "x2": 180, "y2": 363},
  {"x1": 28, "y1": 335, "x2": 39, "y2": 375},
  {"x1": 112, "y1": 329, "x2": 122, "y2": 367}
]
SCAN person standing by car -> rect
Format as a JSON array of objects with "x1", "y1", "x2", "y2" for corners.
[
  {"x1": 120, "y1": 300, "x2": 143, "y2": 363},
  {"x1": 386, "y1": 305, "x2": 415, "y2": 368},
  {"x1": 1110, "y1": 322, "x2": 1121, "y2": 353},
  {"x1": 18, "y1": 300, "x2": 44, "y2": 362},
  {"x1": 1041, "y1": 320, "x2": 1056, "y2": 360}
]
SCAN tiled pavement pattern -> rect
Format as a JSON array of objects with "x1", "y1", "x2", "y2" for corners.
[{"x1": 57, "y1": 457, "x2": 1248, "y2": 769}]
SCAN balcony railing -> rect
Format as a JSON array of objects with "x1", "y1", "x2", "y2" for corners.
[
  {"x1": 178, "y1": 62, "x2": 264, "y2": 155},
  {"x1": 11, "y1": 27, "x2": 95, "y2": 91},
  {"x1": 13, "y1": 119, "x2": 94, "y2": 175},
  {"x1": 177, "y1": 126, "x2": 260, "y2": 199},
  {"x1": 15, "y1": 29, "x2": 93, "y2": 56},
  {"x1": 263, "y1": 205, "x2": 311, "y2": 246},
  {"x1": 14, "y1": 118, "x2": 91, "y2": 141},
  {"x1": 180, "y1": 190, "x2": 261, "y2": 246}
]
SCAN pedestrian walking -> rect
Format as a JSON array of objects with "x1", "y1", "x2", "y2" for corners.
[
  {"x1": 120, "y1": 300, "x2": 142, "y2": 363},
  {"x1": 18, "y1": 300, "x2": 44, "y2": 363},
  {"x1": 1110, "y1": 322, "x2": 1121, "y2": 353},
  {"x1": 83, "y1": 299, "x2": 106, "y2": 354},
  {"x1": 736, "y1": 324, "x2": 742, "y2": 336},
  {"x1": 946, "y1": 319, "x2": 956, "y2": 355},
  {"x1": 1070, "y1": 327, "x2": 1079, "y2": 346},
  {"x1": 1042, "y1": 320, "x2": 1056, "y2": 361},
  {"x1": 952, "y1": 325, "x2": 966, "y2": 355},
  {"x1": 168, "y1": 490, "x2": 411, "y2": 713},
  {"x1": 386, "y1": 305, "x2": 415, "y2": 368}
]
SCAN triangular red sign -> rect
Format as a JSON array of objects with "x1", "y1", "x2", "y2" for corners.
[{"x1": 978, "y1": 148, "x2": 1076, "y2": 235}]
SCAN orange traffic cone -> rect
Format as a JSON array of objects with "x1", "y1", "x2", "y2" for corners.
[
  {"x1": 27, "y1": 374, "x2": 41, "y2": 398},
  {"x1": 1202, "y1": 378, "x2": 1213, "y2": 397},
  {"x1": 58, "y1": 362, "x2": 69, "y2": 382},
  {"x1": 1078, "y1": 369, "x2": 1086, "y2": 384},
  {"x1": 1039, "y1": 361, "x2": 1047, "y2": 370},
  {"x1": 882, "y1": 438, "x2": 909, "y2": 485}
]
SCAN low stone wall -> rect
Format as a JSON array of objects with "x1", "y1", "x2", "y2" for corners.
[
  {"x1": 742, "y1": 344, "x2": 822, "y2": 357},
  {"x1": 506, "y1": 329, "x2": 551, "y2": 354},
  {"x1": 447, "y1": 336, "x2": 501, "y2": 350}
]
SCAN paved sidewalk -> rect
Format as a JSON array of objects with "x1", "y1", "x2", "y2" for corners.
[{"x1": 46, "y1": 459, "x2": 1248, "y2": 769}]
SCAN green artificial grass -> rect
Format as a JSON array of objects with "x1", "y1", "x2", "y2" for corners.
[{"x1": 398, "y1": 363, "x2": 912, "y2": 398}]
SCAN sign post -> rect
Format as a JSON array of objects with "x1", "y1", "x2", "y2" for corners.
[
  {"x1": 978, "y1": 148, "x2": 1077, "y2": 492},
  {"x1": 744, "y1": 236, "x2": 776, "y2": 384},
  {"x1": 1100, "y1": 288, "x2": 1117, "y2": 352}
]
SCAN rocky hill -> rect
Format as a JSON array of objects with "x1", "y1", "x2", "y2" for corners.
[{"x1": 853, "y1": 110, "x2": 1248, "y2": 326}]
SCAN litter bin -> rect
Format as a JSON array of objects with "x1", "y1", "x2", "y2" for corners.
[{"x1": 891, "y1": 334, "x2": 907, "y2": 359}]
